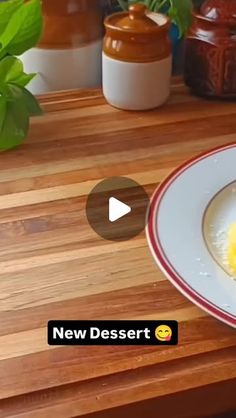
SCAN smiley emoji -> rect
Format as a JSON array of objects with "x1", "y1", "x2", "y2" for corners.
[{"x1": 155, "y1": 325, "x2": 172, "y2": 342}]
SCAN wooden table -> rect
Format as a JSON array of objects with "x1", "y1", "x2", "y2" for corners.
[{"x1": 1, "y1": 79, "x2": 236, "y2": 418}]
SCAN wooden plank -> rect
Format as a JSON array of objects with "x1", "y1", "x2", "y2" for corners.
[{"x1": 0, "y1": 79, "x2": 236, "y2": 417}]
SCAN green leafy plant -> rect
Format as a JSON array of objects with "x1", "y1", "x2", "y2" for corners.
[
  {"x1": 117, "y1": 0, "x2": 192, "y2": 37},
  {"x1": 0, "y1": 0, "x2": 43, "y2": 151}
]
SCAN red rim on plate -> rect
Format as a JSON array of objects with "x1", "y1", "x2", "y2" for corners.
[{"x1": 146, "y1": 143, "x2": 236, "y2": 328}]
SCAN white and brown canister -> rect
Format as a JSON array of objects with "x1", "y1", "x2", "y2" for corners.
[
  {"x1": 21, "y1": 0, "x2": 104, "y2": 94},
  {"x1": 103, "y1": 4, "x2": 172, "y2": 110}
]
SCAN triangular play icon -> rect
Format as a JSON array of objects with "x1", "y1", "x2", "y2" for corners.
[{"x1": 109, "y1": 197, "x2": 131, "y2": 222}]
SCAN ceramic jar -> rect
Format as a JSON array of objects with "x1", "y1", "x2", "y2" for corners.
[
  {"x1": 103, "y1": 4, "x2": 172, "y2": 110},
  {"x1": 21, "y1": 0, "x2": 104, "y2": 94},
  {"x1": 184, "y1": 0, "x2": 236, "y2": 98}
]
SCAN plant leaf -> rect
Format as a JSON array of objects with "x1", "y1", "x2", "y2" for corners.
[
  {"x1": 0, "y1": 82, "x2": 41, "y2": 150},
  {"x1": 0, "y1": 0, "x2": 43, "y2": 56},
  {"x1": 0, "y1": 0, "x2": 43, "y2": 150},
  {"x1": 0, "y1": 3, "x2": 25, "y2": 56},
  {"x1": 0, "y1": 96, "x2": 6, "y2": 133},
  {"x1": 0, "y1": 99, "x2": 29, "y2": 151},
  {"x1": 7, "y1": 0, "x2": 43, "y2": 55},
  {"x1": 0, "y1": 56, "x2": 35, "y2": 87},
  {"x1": 117, "y1": 0, "x2": 129, "y2": 10},
  {"x1": 7, "y1": 83, "x2": 42, "y2": 115},
  {"x1": 14, "y1": 72, "x2": 36, "y2": 87},
  {"x1": 168, "y1": 0, "x2": 192, "y2": 37},
  {"x1": 14, "y1": 84, "x2": 42, "y2": 116},
  {"x1": 0, "y1": 55, "x2": 23, "y2": 81},
  {"x1": 0, "y1": 0, "x2": 23, "y2": 34}
]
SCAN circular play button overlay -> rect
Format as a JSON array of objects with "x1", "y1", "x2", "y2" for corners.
[{"x1": 86, "y1": 177, "x2": 150, "y2": 241}]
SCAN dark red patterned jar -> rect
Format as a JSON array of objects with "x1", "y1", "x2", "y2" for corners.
[{"x1": 184, "y1": 0, "x2": 236, "y2": 98}]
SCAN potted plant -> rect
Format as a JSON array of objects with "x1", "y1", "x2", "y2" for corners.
[{"x1": 0, "y1": 0, "x2": 43, "y2": 151}]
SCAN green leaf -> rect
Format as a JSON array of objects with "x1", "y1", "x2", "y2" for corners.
[
  {"x1": 14, "y1": 72, "x2": 36, "y2": 87},
  {"x1": 117, "y1": 0, "x2": 129, "y2": 10},
  {"x1": 0, "y1": 82, "x2": 41, "y2": 151},
  {"x1": 14, "y1": 84, "x2": 42, "y2": 116},
  {"x1": 0, "y1": 56, "x2": 35, "y2": 87},
  {"x1": 8, "y1": 0, "x2": 43, "y2": 55},
  {"x1": 0, "y1": 56, "x2": 23, "y2": 82},
  {"x1": 168, "y1": 0, "x2": 192, "y2": 37},
  {"x1": 0, "y1": 4, "x2": 24, "y2": 55},
  {"x1": 0, "y1": 99, "x2": 29, "y2": 151},
  {"x1": 0, "y1": 0, "x2": 23, "y2": 35},
  {"x1": 0, "y1": 96, "x2": 6, "y2": 133},
  {"x1": 7, "y1": 83, "x2": 42, "y2": 115},
  {"x1": 0, "y1": 0, "x2": 43, "y2": 56},
  {"x1": 0, "y1": 0, "x2": 43, "y2": 150},
  {"x1": 0, "y1": 80, "x2": 10, "y2": 97}
]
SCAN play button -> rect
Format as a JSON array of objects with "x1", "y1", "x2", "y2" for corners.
[
  {"x1": 109, "y1": 197, "x2": 131, "y2": 222},
  {"x1": 86, "y1": 177, "x2": 150, "y2": 241}
]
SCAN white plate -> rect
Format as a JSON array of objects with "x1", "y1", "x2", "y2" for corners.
[{"x1": 146, "y1": 143, "x2": 236, "y2": 328}]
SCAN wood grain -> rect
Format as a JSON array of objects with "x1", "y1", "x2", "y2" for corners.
[{"x1": 0, "y1": 78, "x2": 236, "y2": 417}]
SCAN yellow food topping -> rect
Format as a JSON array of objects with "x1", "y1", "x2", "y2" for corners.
[{"x1": 228, "y1": 223, "x2": 236, "y2": 273}]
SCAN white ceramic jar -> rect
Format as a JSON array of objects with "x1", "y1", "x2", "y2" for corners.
[
  {"x1": 21, "y1": 0, "x2": 104, "y2": 94},
  {"x1": 102, "y1": 4, "x2": 172, "y2": 111}
]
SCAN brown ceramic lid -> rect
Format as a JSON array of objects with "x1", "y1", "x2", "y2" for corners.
[
  {"x1": 103, "y1": 4, "x2": 170, "y2": 62},
  {"x1": 116, "y1": 4, "x2": 157, "y2": 31},
  {"x1": 105, "y1": 4, "x2": 167, "y2": 36},
  {"x1": 200, "y1": 0, "x2": 236, "y2": 24}
]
